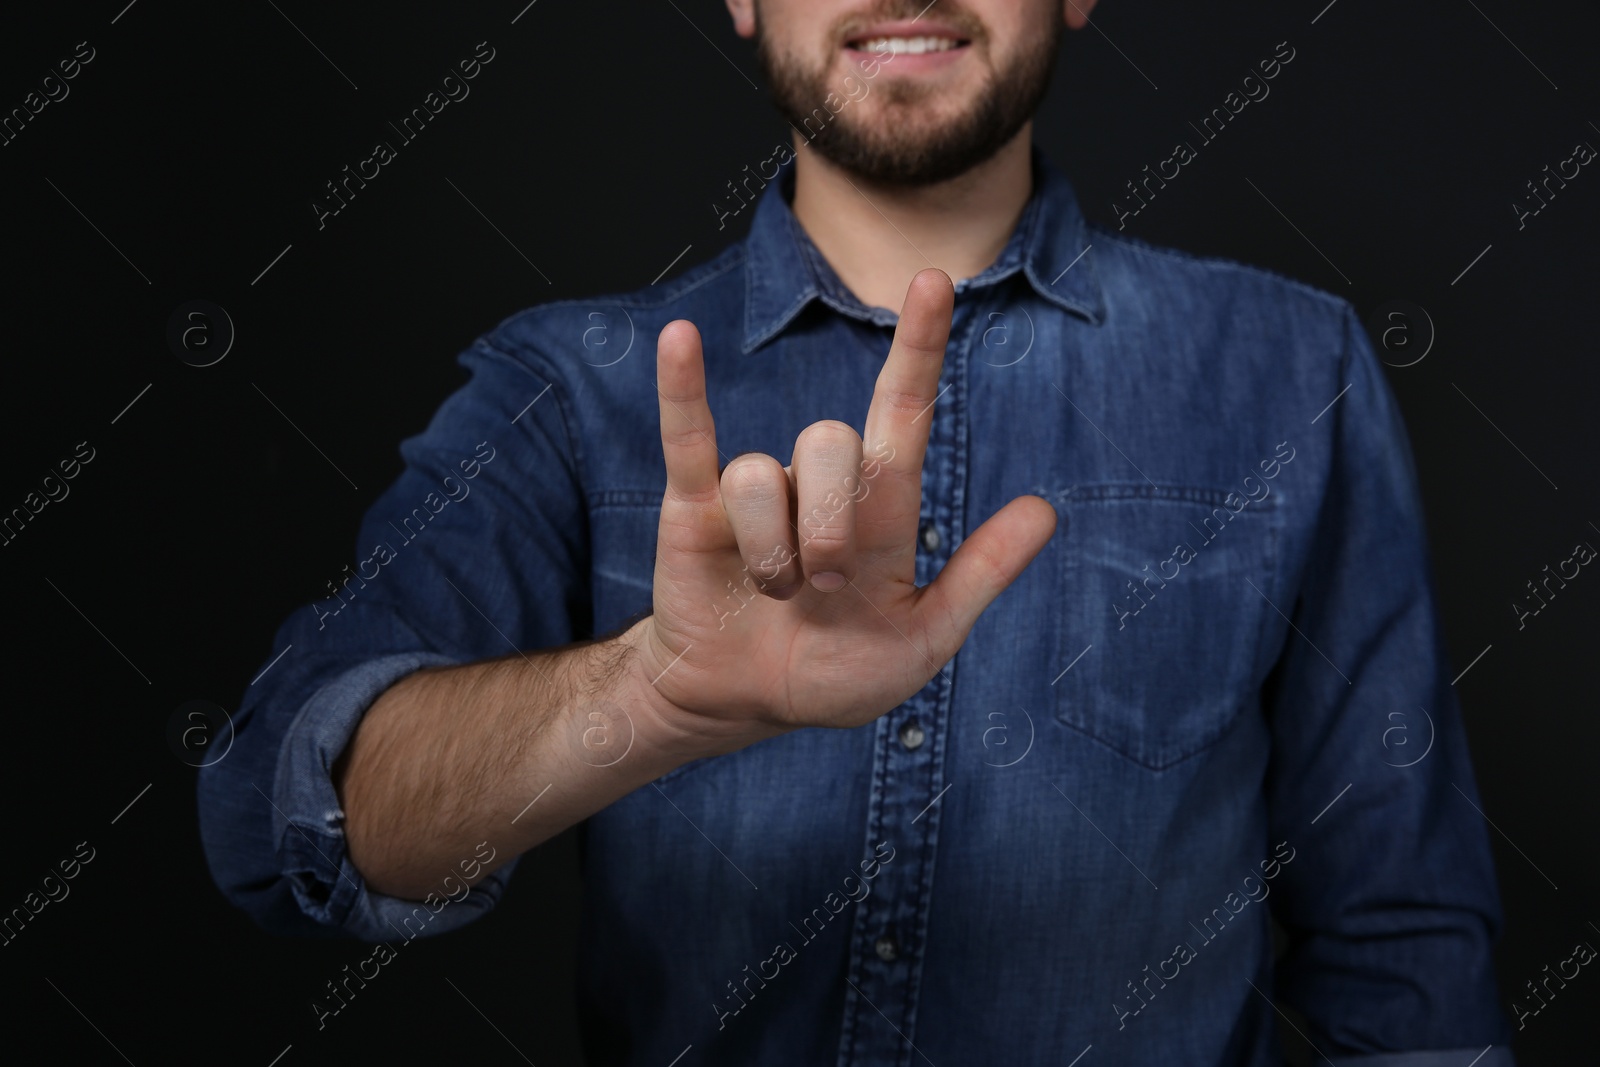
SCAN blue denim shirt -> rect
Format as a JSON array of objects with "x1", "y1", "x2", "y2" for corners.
[{"x1": 199, "y1": 145, "x2": 1514, "y2": 1066}]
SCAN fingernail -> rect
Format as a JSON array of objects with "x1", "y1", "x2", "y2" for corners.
[{"x1": 810, "y1": 571, "x2": 846, "y2": 592}]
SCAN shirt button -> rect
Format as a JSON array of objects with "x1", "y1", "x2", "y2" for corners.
[
  {"x1": 899, "y1": 721, "x2": 925, "y2": 750},
  {"x1": 919, "y1": 523, "x2": 941, "y2": 552},
  {"x1": 874, "y1": 935, "x2": 899, "y2": 962}
]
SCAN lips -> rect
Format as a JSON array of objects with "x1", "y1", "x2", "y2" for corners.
[
  {"x1": 843, "y1": 19, "x2": 972, "y2": 56},
  {"x1": 849, "y1": 35, "x2": 965, "y2": 55}
]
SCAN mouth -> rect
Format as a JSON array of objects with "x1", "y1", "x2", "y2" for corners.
[{"x1": 843, "y1": 21, "x2": 972, "y2": 65}]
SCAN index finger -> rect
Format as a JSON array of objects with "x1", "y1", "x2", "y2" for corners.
[
  {"x1": 858, "y1": 269, "x2": 954, "y2": 539},
  {"x1": 656, "y1": 319, "x2": 722, "y2": 502}
]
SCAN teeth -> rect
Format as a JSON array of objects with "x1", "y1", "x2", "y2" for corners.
[{"x1": 853, "y1": 35, "x2": 958, "y2": 55}]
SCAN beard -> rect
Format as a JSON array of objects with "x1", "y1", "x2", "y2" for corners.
[{"x1": 753, "y1": 1, "x2": 1062, "y2": 186}]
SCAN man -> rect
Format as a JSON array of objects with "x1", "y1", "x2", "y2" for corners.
[{"x1": 200, "y1": 0, "x2": 1515, "y2": 1062}]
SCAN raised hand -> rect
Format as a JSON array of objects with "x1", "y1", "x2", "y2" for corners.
[{"x1": 639, "y1": 268, "x2": 1058, "y2": 731}]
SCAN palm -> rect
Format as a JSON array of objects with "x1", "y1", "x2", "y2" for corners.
[
  {"x1": 642, "y1": 269, "x2": 1057, "y2": 730},
  {"x1": 651, "y1": 539, "x2": 928, "y2": 730}
]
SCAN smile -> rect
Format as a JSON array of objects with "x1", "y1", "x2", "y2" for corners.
[
  {"x1": 842, "y1": 19, "x2": 972, "y2": 63},
  {"x1": 847, "y1": 35, "x2": 967, "y2": 55}
]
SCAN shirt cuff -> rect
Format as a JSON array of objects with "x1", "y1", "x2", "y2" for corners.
[
  {"x1": 269, "y1": 650, "x2": 520, "y2": 942},
  {"x1": 1329, "y1": 1049, "x2": 1513, "y2": 1067}
]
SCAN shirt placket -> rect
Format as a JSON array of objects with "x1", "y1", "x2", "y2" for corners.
[{"x1": 835, "y1": 297, "x2": 976, "y2": 1067}]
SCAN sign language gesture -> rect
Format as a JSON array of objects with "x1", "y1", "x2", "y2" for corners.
[{"x1": 639, "y1": 268, "x2": 1058, "y2": 732}]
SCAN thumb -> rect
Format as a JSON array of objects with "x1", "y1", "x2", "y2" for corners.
[{"x1": 914, "y1": 496, "x2": 1059, "y2": 662}]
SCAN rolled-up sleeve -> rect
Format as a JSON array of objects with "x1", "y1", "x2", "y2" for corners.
[
  {"x1": 198, "y1": 323, "x2": 588, "y2": 940},
  {"x1": 1263, "y1": 305, "x2": 1514, "y2": 1060}
]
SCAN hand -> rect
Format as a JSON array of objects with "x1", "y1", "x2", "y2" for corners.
[{"x1": 638, "y1": 268, "x2": 1058, "y2": 732}]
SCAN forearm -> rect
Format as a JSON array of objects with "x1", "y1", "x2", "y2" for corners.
[{"x1": 334, "y1": 616, "x2": 776, "y2": 900}]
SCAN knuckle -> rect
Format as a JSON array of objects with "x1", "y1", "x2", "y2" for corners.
[
  {"x1": 661, "y1": 424, "x2": 711, "y2": 450},
  {"x1": 967, "y1": 540, "x2": 1010, "y2": 589},
  {"x1": 657, "y1": 496, "x2": 723, "y2": 546},
  {"x1": 665, "y1": 484, "x2": 723, "y2": 512},
  {"x1": 872, "y1": 383, "x2": 930, "y2": 418},
  {"x1": 748, "y1": 543, "x2": 797, "y2": 579},
  {"x1": 796, "y1": 419, "x2": 861, "y2": 451},
  {"x1": 798, "y1": 520, "x2": 852, "y2": 553},
  {"x1": 722, "y1": 456, "x2": 779, "y2": 500}
]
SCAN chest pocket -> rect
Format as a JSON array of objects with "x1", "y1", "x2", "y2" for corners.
[
  {"x1": 1053, "y1": 483, "x2": 1281, "y2": 770},
  {"x1": 588, "y1": 490, "x2": 661, "y2": 637}
]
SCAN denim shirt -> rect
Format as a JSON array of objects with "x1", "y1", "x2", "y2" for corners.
[{"x1": 199, "y1": 145, "x2": 1514, "y2": 1066}]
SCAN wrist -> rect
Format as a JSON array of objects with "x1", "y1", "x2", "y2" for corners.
[{"x1": 613, "y1": 617, "x2": 783, "y2": 770}]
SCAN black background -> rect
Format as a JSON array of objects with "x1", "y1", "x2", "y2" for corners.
[{"x1": 2, "y1": 1, "x2": 1596, "y2": 1063}]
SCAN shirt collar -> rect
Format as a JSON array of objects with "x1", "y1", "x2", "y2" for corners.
[{"x1": 741, "y1": 142, "x2": 1106, "y2": 353}]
